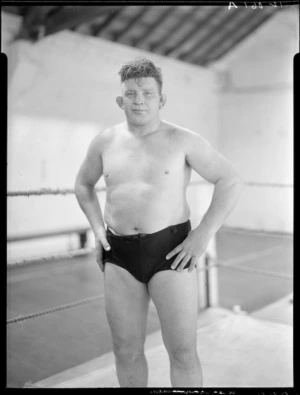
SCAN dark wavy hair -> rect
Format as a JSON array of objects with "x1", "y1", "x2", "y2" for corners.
[{"x1": 118, "y1": 58, "x2": 163, "y2": 93}]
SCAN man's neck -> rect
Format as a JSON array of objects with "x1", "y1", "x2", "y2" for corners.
[{"x1": 126, "y1": 118, "x2": 162, "y2": 137}]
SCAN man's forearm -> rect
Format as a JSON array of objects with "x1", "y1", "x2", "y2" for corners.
[
  {"x1": 75, "y1": 184, "x2": 105, "y2": 235},
  {"x1": 195, "y1": 176, "x2": 244, "y2": 241}
]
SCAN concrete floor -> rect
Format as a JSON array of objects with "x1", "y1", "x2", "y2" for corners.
[
  {"x1": 6, "y1": 228, "x2": 293, "y2": 388},
  {"x1": 30, "y1": 303, "x2": 293, "y2": 388}
]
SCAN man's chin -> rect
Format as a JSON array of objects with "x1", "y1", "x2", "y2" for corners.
[{"x1": 129, "y1": 118, "x2": 149, "y2": 126}]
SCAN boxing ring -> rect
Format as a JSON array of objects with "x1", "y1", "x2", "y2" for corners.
[
  {"x1": 7, "y1": 181, "x2": 293, "y2": 388},
  {"x1": 27, "y1": 304, "x2": 293, "y2": 388}
]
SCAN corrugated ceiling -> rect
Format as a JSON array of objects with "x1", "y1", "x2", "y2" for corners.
[{"x1": 2, "y1": 5, "x2": 281, "y2": 66}]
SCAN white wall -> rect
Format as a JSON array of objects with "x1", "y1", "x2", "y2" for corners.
[
  {"x1": 211, "y1": 6, "x2": 297, "y2": 233},
  {"x1": 4, "y1": 12, "x2": 219, "y2": 260}
]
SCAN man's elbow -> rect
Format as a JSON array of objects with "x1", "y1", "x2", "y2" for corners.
[
  {"x1": 74, "y1": 177, "x2": 91, "y2": 200},
  {"x1": 230, "y1": 173, "x2": 245, "y2": 194},
  {"x1": 74, "y1": 176, "x2": 82, "y2": 196},
  {"x1": 218, "y1": 171, "x2": 244, "y2": 192}
]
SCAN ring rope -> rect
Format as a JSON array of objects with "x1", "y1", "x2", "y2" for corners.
[
  {"x1": 200, "y1": 245, "x2": 293, "y2": 280},
  {"x1": 7, "y1": 294, "x2": 104, "y2": 325},
  {"x1": 7, "y1": 181, "x2": 293, "y2": 197},
  {"x1": 243, "y1": 182, "x2": 293, "y2": 188},
  {"x1": 221, "y1": 226, "x2": 292, "y2": 238},
  {"x1": 203, "y1": 259, "x2": 293, "y2": 280},
  {"x1": 212, "y1": 244, "x2": 284, "y2": 267},
  {"x1": 7, "y1": 187, "x2": 106, "y2": 197},
  {"x1": 213, "y1": 261, "x2": 292, "y2": 280},
  {"x1": 8, "y1": 248, "x2": 94, "y2": 266}
]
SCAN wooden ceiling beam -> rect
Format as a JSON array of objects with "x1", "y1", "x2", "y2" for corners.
[
  {"x1": 179, "y1": 7, "x2": 245, "y2": 62},
  {"x1": 112, "y1": 6, "x2": 150, "y2": 42},
  {"x1": 149, "y1": 6, "x2": 198, "y2": 52},
  {"x1": 17, "y1": 6, "x2": 59, "y2": 40},
  {"x1": 92, "y1": 7, "x2": 125, "y2": 36},
  {"x1": 190, "y1": 9, "x2": 257, "y2": 63},
  {"x1": 199, "y1": 10, "x2": 277, "y2": 66},
  {"x1": 45, "y1": 6, "x2": 122, "y2": 36},
  {"x1": 2, "y1": 6, "x2": 24, "y2": 15},
  {"x1": 132, "y1": 6, "x2": 176, "y2": 47},
  {"x1": 165, "y1": 6, "x2": 222, "y2": 57}
]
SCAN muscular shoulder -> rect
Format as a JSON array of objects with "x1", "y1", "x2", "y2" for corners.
[
  {"x1": 162, "y1": 121, "x2": 208, "y2": 150},
  {"x1": 88, "y1": 122, "x2": 123, "y2": 155},
  {"x1": 77, "y1": 123, "x2": 123, "y2": 184}
]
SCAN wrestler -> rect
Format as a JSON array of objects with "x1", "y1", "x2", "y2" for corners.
[{"x1": 75, "y1": 58, "x2": 244, "y2": 387}]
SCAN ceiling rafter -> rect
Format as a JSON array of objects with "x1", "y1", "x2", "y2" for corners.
[
  {"x1": 17, "y1": 6, "x2": 59, "y2": 40},
  {"x1": 45, "y1": 6, "x2": 121, "y2": 36},
  {"x1": 149, "y1": 6, "x2": 199, "y2": 53},
  {"x1": 165, "y1": 7, "x2": 222, "y2": 58},
  {"x1": 201, "y1": 10, "x2": 276, "y2": 66},
  {"x1": 179, "y1": 7, "x2": 245, "y2": 62},
  {"x1": 3, "y1": 5, "x2": 280, "y2": 68},
  {"x1": 92, "y1": 7, "x2": 125, "y2": 36},
  {"x1": 112, "y1": 6, "x2": 150, "y2": 42},
  {"x1": 190, "y1": 9, "x2": 257, "y2": 63},
  {"x1": 132, "y1": 6, "x2": 177, "y2": 48},
  {"x1": 2, "y1": 5, "x2": 28, "y2": 16}
]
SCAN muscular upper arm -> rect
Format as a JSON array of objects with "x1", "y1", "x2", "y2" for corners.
[
  {"x1": 183, "y1": 129, "x2": 240, "y2": 184},
  {"x1": 75, "y1": 133, "x2": 105, "y2": 188}
]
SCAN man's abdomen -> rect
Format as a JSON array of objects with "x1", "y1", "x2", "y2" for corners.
[{"x1": 104, "y1": 183, "x2": 190, "y2": 235}]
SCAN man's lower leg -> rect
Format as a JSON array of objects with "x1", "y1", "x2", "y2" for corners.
[
  {"x1": 170, "y1": 352, "x2": 203, "y2": 387},
  {"x1": 115, "y1": 351, "x2": 148, "y2": 387}
]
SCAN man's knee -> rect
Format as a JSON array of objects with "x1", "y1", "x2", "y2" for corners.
[
  {"x1": 113, "y1": 338, "x2": 145, "y2": 364},
  {"x1": 168, "y1": 343, "x2": 198, "y2": 366}
]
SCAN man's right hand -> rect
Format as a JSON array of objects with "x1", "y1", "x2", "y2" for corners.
[{"x1": 94, "y1": 228, "x2": 111, "y2": 272}]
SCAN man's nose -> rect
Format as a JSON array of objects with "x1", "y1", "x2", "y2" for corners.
[{"x1": 134, "y1": 93, "x2": 144, "y2": 104}]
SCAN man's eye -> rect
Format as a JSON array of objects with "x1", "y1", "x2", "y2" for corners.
[{"x1": 145, "y1": 92, "x2": 152, "y2": 96}]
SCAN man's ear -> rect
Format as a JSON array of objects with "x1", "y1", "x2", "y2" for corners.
[
  {"x1": 159, "y1": 94, "x2": 167, "y2": 109},
  {"x1": 116, "y1": 96, "x2": 124, "y2": 109}
]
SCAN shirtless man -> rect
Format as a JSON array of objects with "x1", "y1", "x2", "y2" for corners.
[{"x1": 75, "y1": 58, "x2": 244, "y2": 388}]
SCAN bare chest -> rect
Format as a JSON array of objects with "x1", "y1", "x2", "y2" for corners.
[{"x1": 102, "y1": 133, "x2": 187, "y2": 185}]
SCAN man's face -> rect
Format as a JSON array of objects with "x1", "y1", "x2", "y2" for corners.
[{"x1": 116, "y1": 77, "x2": 165, "y2": 126}]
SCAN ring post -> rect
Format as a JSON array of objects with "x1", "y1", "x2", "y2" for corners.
[
  {"x1": 206, "y1": 236, "x2": 219, "y2": 307},
  {"x1": 197, "y1": 254, "x2": 208, "y2": 310}
]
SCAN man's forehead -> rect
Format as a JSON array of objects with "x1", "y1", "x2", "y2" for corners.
[{"x1": 122, "y1": 77, "x2": 158, "y2": 90}]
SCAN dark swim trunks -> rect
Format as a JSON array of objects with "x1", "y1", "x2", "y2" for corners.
[{"x1": 102, "y1": 220, "x2": 192, "y2": 283}]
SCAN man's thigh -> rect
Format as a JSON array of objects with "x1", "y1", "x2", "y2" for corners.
[
  {"x1": 104, "y1": 262, "x2": 150, "y2": 347},
  {"x1": 148, "y1": 269, "x2": 199, "y2": 351}
]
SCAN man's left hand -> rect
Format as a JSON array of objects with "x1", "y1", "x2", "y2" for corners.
[{"x1": 166, "y1": 229, "x2": 210, "y2": 272}]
